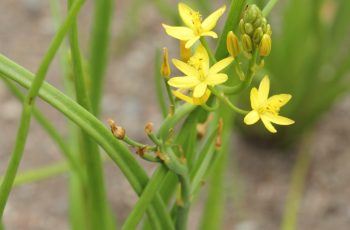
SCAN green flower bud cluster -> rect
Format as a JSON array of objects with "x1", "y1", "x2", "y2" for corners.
[{"x1": 239, "y1": 4, "x2": 272, "y2": 56}]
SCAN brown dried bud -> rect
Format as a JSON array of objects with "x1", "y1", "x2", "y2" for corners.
[
  {"x1": 144, "y1": 122, "x2": 154, "y2": 135},
  {"x1": 107, "y1": 118, "x2": 125, "y2": 140}
]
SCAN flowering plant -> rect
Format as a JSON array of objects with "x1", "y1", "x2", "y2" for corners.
[{"x1": 0, "y1": 1, "x2": 300, "y2": 230}]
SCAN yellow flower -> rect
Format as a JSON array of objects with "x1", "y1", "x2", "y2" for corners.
[
  {"x1": 162, "y1": 3, "x2": 226, "y2": 48},
  {"x1": 168, "y1": 45, "x2": 233, "y2": 102},
  {"x1": 244, "y1": 76, "x2": 295, "y2": 133}
]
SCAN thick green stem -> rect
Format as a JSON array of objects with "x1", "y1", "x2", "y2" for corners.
[
  {"x1": 122, "y1": 166, "x2": 173, "y2": 230},
  {"x1": 68, "y1": 0, "x2": 110, "y2": 228},
  {"x1": 215, "y1": 0, "x2": 246, "y2": 60},
  {"x1": 262, "y1": 0, "x2": 280, "y2": 17},
  {"x1": 0, "y1": 0, "x2": 85, "y2": 220},
  {"x1": 89, "y1": 0, "x2": 113, "y2": 115}
]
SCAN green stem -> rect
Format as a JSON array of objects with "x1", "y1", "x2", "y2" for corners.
[
  {"x1": 89, "y1": 0, "x2": 113, "y2": 115},
  {"x1": 200, "y1": 37, "x2": 217, "y2": 64},
  {"x1": 154, "y1": 50, "x2": 168, "y2": 118},
  {"x1": 221, "y1": 50, "x2": 258, "y2": 95},
  {"x1": 157, "y1": 103, "x2": 196, "y2": 140},
  {"x1": 160, "y1": 147, "x2": 191, "y2": 230},
  {"x1": 262, "y1": 0, "x2": 280, "y2": 17},
  {"x1": 0, "y1": 162, "x2": 69, "y2": 187},
  {"x1": 210, "y1": 87, "x2": 248, "y2": 115},
  {"x1": 0, "y1": 54, "x2": 171, "y2": 229},
  {"x1": 164, "y1": 78, "x2": 176, "y2": 112},
  {"x1": 123, "y1": 135, "x2": 156, "y2": 151},
  {"x1": 281, "y1": 134, "x2": 312, "y2": 230},
  {"x1": 0, "y1": 0, "x2": 85, "y2": 220},
  {"x1": 122, "y1": 166, "x2": 172, "y2": 230},
  {"x1": 68, "y1": 0, "x2": 110, "y2": 228}
]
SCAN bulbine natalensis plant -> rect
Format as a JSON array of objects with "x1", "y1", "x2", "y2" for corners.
[{"x1": 0, "y1": 0, "x2": 297, "y2": 229}]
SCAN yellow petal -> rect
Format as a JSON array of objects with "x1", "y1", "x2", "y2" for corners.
[
  {"x1": 201, "y1": 31, "x2": 218, "y2": 38},
  {"x1": 193, "y1": 89, "x2": 211, "y2": 105},
  {"x1": 205, "y1": 73, "x2": 228, "y2": 85},
  {"x1": 261, "y1": 115, "x2": 277, "y2": 133},
  {"x1": 172, "y1": 90, "x2": 196, "y2": 104},
  {"x1": 193, "y1": 45, "x2": 210, "y2": 72},
  {"x1": 201, "y1": 5, "x2": 226, "y2": 31},
  {"x1": 168, "y1": 76, "x2": 200, "y2": 88},
  {"x1": 267, "y1": 94, "x2": 292, "y2": 109},
  {"x1": 193, "y1": 82, "x2": 207, "y2": 98},
  {"x1": 264, "y1": 113, "x2": 295, "y2": 125},
  {"x1": 250, "y1": 87, "x2": 259, "y2": 110},
  {"x1": 162, "y1": 24, "x2": 195, "y2": 41},
  {"x1": 208, "y1": 57, "x2": 233, "y2": 75},
  {"x1": 172, "y1": 59, "x2": 199, "y2": 78},
  {"x1": 258, "y1": 75, "x2": 270, "y2": 104},
  {"x1": 185, "y1": 36, "x2": 200, "y2": 48},
  {"x1": 178, "y1": 3, "x2": 195, "y2": 28},
  {"x1": 244, "y1": 110, "x2": 260, "y2": 125}
]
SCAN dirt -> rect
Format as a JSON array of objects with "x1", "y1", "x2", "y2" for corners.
[{"x1": 1, "y1": 1, "x2": 350, "y2": 230}]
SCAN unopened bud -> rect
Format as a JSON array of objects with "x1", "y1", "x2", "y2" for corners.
[
  {"x1": 239, "y1": 19, "x2": 245, "y2": 34},
  {"x1": 242, "y1": 34, "x2": 253, "y2": 53},
  {"x1": 259, "y1": 34, "x2": 272, "y2": 57},
  {"x1": 253, "y1": 17, "x2": 262, "y2": 28},
  {"x1": 244, "y1": 5, "x2": 259, "y2": 23},
  {"x1": 226, "y1": 31, "x2": 240, "y2": 58},
  {"x1": 160, "y1": 47, "x2": 171, "y2": 77},
  {"x1": 180, "y1": 40, "x2": 191, "y2": 62},
  {"x1": 253, "y1": 27, "x2": 263, "y2": 44},
  {"x1": 144, "y1": 122, "x2": 154, "y2": 135},
  {"x1": 266, "y1": 24, "x2": 272, "y2": 36},
  {"x1": 244, "y1": 23, "x2": 254, "y2": 35}
]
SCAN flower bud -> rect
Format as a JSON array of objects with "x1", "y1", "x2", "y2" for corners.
[
  {"x1": 244, "y1": 5, "x2": 259, "y2": 23},
  {"x1": 266, "y1": 24, "x2": 272, "y2": 36},
  {"x1": 160, "y1": 47, "x2": 171, "y2": 77},
  {"x1": 253, "y1": 27, "x2": 263, "y2": 44},
  {"x1": 108, "y1": 118, "x2": 126, "y2": 140},
  {"x1": 226, "y1": 31, "x2": 240, "y2": 58},
  {"x1": 239, "y1": 19, "x2": 245, "y2": 34},
  {"x1": 253, "y1": 18, "x2": 262, "y2": 28},
  {"x1": 244, "y1": 23, "x2": 254, "y2": 35},
  {"x1": 242, "y1": 34, "x2": 253, "y2": 53},
  {"x1": 180, "y1": 40, "x2": 191, "y2": 62},
  {"x1": 259, "y1": 34, "x2": 272, "y2": 56}
]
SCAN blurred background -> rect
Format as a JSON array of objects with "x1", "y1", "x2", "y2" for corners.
[{"x1": 0, "y1": 0, "x2": 350, "y2": 229}]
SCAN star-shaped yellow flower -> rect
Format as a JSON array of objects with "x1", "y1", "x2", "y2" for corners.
[
  {"x1": 168, "y1": 45, "x2": 233, "y2": 103},
  {"x1": 244, "y1": 76, "x2": 295, "y2": 133},
  {"x1": 162, "y1": 3, "x2": 226, "y2": 48}
]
